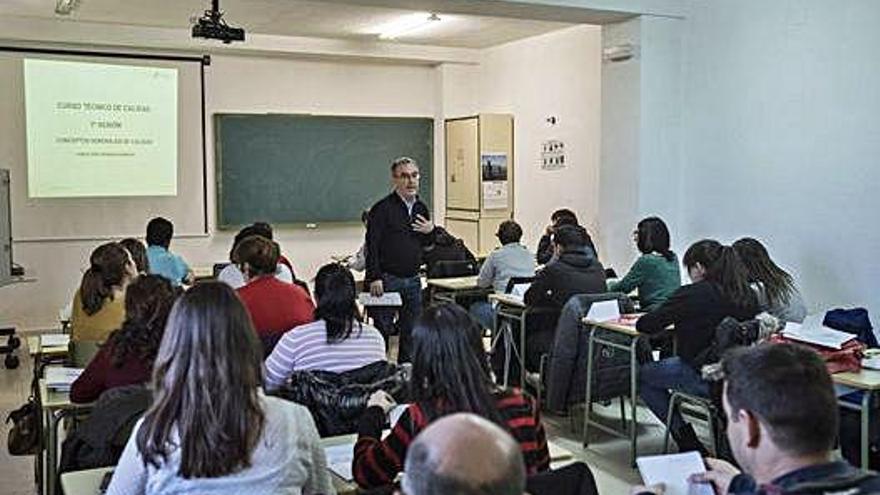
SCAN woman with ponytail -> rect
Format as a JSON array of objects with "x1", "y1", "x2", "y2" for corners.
[
  {"x1": 636, "y1": 239, "x2": 758, "y2": 455},
  {"x1": 609, "y1": 216, "x2": 681, "y2": 311},
  {"x1": 70, "y1": 275, "x2": 178, "y2": 403},
  {"x1": 70, "y1": 242, "x2": 137, "y2": 342}
]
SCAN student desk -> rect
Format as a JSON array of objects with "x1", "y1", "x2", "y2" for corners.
[
  {"x1": 39, "y1": 378, "x2": 93, "y2": 495},
  {"x1": 581, "y1": 317, "x2": 646, "y2": 467},
  {"x1": 426, "y1": 275, "x2": 488, "y2": 305},
  {"x1": 834, "y1": 369, "x2": 880, "y2": 469},
  {"x1": 487, "y1": 294, "x2": 558, "y2": 388}
]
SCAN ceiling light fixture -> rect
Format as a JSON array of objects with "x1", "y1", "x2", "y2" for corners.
[
  {"x1": 55, "y1": 0, "x2": 80, "y2": 15},
  {"x1": 378, "y1": 13, "x2": 441, "y2": 40}
]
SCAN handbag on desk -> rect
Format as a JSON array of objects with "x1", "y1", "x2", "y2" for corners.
[{"x1": 6, "y1": 398, "x2": 39, "y2": 456}]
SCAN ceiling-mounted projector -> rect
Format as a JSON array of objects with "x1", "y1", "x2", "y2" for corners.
[{"x1": 191, "y1": 0, "x2": 245, "y2": 44}]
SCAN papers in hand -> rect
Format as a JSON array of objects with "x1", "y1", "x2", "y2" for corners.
[
  {"x1": 782, "y1": 321, "x2": 855, "y2": 350},
  {"x1": 45, "y1": 367, "x2": 84, "y2": 391},
  {"x1": 585, "y1": 300, "x2": 621, "y2": 322},
  {"x1": 40, "y1": 334, "x2": 70, "y2": 348},
  {"x1": 636, "y1": 452, "x2": 713, "y2": 495},
  {"x1": 358, "y1": 292, "x2": 402, "y2": 307}
]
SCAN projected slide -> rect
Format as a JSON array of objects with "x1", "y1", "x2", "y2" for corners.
[{"x1": 24, "y1": 59, "x2": 178, "y2": 198}]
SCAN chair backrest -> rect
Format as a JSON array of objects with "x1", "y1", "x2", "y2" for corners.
[
  {"x1": 526, "y1": 462, "x2": 598, "y2": 495},
  {"x1": 429, "y1": 260, "x2": 478, "y2": 279},
  {"x1": 505, "y1": 276, "x2": 536, "y2": 294}
]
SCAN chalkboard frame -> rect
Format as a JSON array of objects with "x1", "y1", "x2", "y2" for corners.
[{"x1": 214, "y1": 113, "x2": 434, "y2": 230}]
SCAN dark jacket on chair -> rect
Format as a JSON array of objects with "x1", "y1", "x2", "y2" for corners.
[
  {"x1": 58, "y1": 385, "x2": 152, "y2": 480},
  {"x1": 272, "y1": 360, "x2": 410, "y2": 437},
  {"x1": 545, "y1": 293, "x2": 638, "y2": 412}
]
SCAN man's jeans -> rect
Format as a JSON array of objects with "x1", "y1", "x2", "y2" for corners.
[
  {"x1": 469, "y1": 300, "x2": 496, "y2": 332},
  {"x1": 639, "y1": 357, "x2": 709, "y2": 432},
  {"x1": 371, "y1": 273, "x2": 422, "y2": 363}
]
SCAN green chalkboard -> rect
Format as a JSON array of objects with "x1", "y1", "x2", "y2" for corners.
[{"x1": 215, "y1": 114, "x2": 433, "y2": 228}]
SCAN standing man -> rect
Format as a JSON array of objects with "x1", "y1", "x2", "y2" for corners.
[{"x1": 366, "y1": 157, "x2": 435, "y2": 362}]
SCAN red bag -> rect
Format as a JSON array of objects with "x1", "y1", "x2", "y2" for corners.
[{"x1": 768, "y1": 334, "x2": 865, "y2": 374}]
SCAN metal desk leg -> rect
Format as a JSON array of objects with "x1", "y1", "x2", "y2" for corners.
[
  {"x1": 629, "y1": 336, "x2": 641, "y2": 468},
  {"x1": 519, "y1": 313, "x2": 527, "y2": 387},
  {"x1": 47, "y1": 408, "x2": 60, "y2": 495},
  {"x1": 583, "y1": 326, "x2": 596, "y2": 446},
  {"x1": 861, "y1": 391, "x2": 871, "y2": 470}
]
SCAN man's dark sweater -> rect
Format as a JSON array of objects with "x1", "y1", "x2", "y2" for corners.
[
  {"x1": 365, "y1": 192, "x2": 433, "y2": 282},
  {"x1": 525, "y1": 250, "x2": 607, "y2": 309}
]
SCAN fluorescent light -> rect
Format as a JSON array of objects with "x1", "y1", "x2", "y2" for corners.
[
  {"x1": 377, "y1": 13, "x2": 441, "y2": 40},
  {"x1": 55, "y1": 0, "x2": 79, "y2": 15}
]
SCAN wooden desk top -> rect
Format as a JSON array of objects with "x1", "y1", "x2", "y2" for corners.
[
  {"x1": 426, "y1": 275, "x2": 480, "y2": 290},
  {"x1": 27, "y1": 335, "x2": 69, "y2": 357},
  {"x1": 582, "y1": 316, "x2": 643, "y2": 337},
  {"x1": 834, "y1": 368, "x2": 880, "y2": 391},
  {"x1": 488, "y1": 293, "x2": 526, "y2": 308}
]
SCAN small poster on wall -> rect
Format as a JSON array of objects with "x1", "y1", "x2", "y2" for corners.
[
  {"x1": 481, "y1": 152, "x2": 508, "y2": 210},
  {"x1": 541, "y1": 140, "x2": 566, "y2": 170}
]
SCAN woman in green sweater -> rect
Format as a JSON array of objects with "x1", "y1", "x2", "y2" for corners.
[{"x1": 609, "y1": 217, "x2": 681, "y2": 311}]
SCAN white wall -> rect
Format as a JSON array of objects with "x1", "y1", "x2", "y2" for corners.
[
  {"x1": 474, "y1": 25, "x2": 603, "y2": 253},
  {"x1": 1, "y1": 54, "x2": 440, "y2": 330},
  {"x1": 678, "y1": 0, "x2": 880, "y2": 316}
]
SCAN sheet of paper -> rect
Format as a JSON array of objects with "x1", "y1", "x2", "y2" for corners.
[
  {"x1": 324, "y1": 443, "x2": 355, "y2": 481},
  {"x1": 45, "y1": 367, "x2": 83, "y2": 390},
  {"x1": 586, "y1": 300, "x2": 620, "y2": 322},
  {"x1": 782, "y1": 321, "x2": 855, "y2": 350},
  {"x1": 637, "y1": 452, "x2": 713, "y2": 495},
  {"x1": 40, "y1": 334, "x2": 70, "y2": 348},
  {"x1": 510, "y1": 283, "x2": 530, "y2": 299},
  {"x1": 358, "y1": 292, "x2": 402, "y2": 307},
  {"x1": 389, "y1": 404, "x2": 408, "y2": 426}
]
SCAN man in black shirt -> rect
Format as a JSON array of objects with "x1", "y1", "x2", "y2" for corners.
[{"x1": 365, "y1": 157, "x2": 435, "y2": 362}]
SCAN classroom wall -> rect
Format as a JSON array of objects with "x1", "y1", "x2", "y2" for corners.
[
  {"x1": 476, "y1": 24, "x2": 603, "y2": 252},
  {"x1": 0, "y1": 54, "x2": 440, "y2": 330},
  {"x1": 678, "y1": 0, "x2": 880, "y2": 316}
]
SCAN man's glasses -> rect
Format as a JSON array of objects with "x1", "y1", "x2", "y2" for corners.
[{"x1": 396, "y1": 172, "x2": 420, "y2": 181}]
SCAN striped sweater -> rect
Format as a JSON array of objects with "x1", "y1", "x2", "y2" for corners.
[
  {"x1": 264, "y1": 319, "x2": 387, "y2": 391},
  {"x1": 352, "y1": 389, "x2": 550, "y2": 489}
]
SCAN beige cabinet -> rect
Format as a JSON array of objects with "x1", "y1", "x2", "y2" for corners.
[{"x1": 444, "y1": 114, "x2": 513, "y2": 257}]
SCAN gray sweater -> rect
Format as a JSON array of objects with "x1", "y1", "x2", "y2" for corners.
[{"x1": 106, "y1": 393, "x2": 335, "y2": 495}]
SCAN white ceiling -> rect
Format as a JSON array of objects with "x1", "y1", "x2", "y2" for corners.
[{"x1": 0, "y1": 0, "x2": 589, "y2": 49}]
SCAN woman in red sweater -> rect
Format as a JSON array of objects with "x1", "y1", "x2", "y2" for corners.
[
  {"x1": 70, "y1": 275, "x2": 178, "y2": 403},
  {"x1": 234, "y1": 235, "x2": 315, "y2": 355},
  {"x1": 352, "y1": 303, "x2": 550, "y2": 489}
]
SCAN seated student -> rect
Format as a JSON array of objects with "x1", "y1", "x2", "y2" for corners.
[
  {"x1": 70, "y1": 275, "x2": 177, "y2": 403},
  {"x1": 733, "y1": 237, "x2": 807, "y2": 323},
  {"x1": 263, "y1": 263, "x2": 386, "y2": 391},
  {"x1": 535, "y1": 209, "x2": 598, "y2": 265},
  {"x1": 105, "y1": 282, "x2": 333, "y2": 495},
  {"x1": 469, "y1": 220, "x2": 536, "y2": 330},
  {"x1": 609, "y1": 217, "x2": 681, "y2": 311},
  {"x1": 119, "y1": 238, "x2": 149, "y2": 274},
  {"x1": 637, "y1": 239, "x2": 758, "y2": 454},
  {"x1": 518, "y1": 225, "x2": 606, "y2": 372},
  {"x1": 235, "y1": 235, "x2": 315, "y2": 353},
  {"x1": 218, "y1": 222, "x2": 296, "y2": 288},
  {"x1": 346, "y1": 210, "x2": 370, "y2": 272},
  {"x1": 145, "y1": 217, "x2": 193, "y2": 286},
  {"x1": 423, "y1": 227, "x2": 478, "y2": 278},
  {"x1": 352, "y1": 304, "x2": 550, "y2": 489},
  {"x1": 634, "y1": 344, "x2": 880, "y2": 495},
  {"x1": 71, "y1": 242, "x2": 137, "y2": 343},
  {"x1": 401, "y1": 413, "x2": 527, "y2": 495}
]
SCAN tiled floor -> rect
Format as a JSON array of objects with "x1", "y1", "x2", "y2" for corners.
[
  {"x1": 0, "y1": 334, "x2": 671, "y2": 495},
  {"x1": 1, "y1": 335, "x2": 39, "y2": 495}
]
